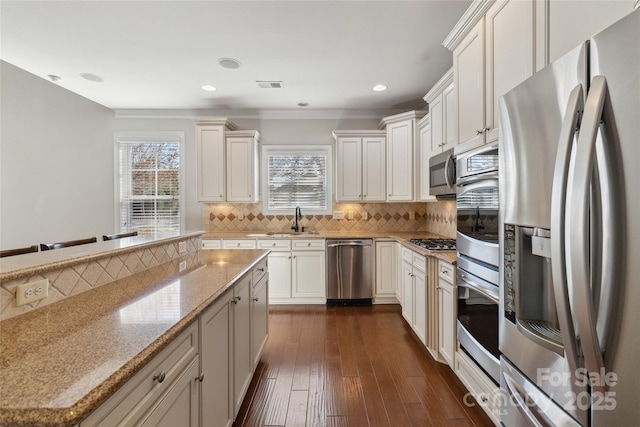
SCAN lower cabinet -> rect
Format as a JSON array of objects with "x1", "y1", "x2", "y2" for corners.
[
  {"x1": 374, "y1": 240, "x2": 397, "y2": 303},
  {"x1": 438, "y1": 260, "x2": 457, "y2": 369},
  {"x1": 82, "y1": 260, "x2": 269, "y2": 427},
  {"x1": 400, "y1": 247, "x2": 427, "y2": 345}
]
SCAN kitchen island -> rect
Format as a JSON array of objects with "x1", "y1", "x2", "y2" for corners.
[{"x1": 0, "y1": 244, "x2": 269, "y2": 426}]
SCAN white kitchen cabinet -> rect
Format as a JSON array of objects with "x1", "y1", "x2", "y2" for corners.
[
  {"x1": 201, "y1": 238, "x2": 221, "y2": 249},
  {"x1": 395, "y1": 242, "x2": 403, "y2": 303},
  {"x1": 374, "y1": 240, "x2": 397, "y2": 303},
  {"x1": 251, "y1": 257, "x2": 269, "y2": 369},
  {"x1": 222, "y1": 239, "x2": 257, "y2": 249},
  {"x1": 226, "y1": 130, "x2": 260, "y2": 203},
  {"x1": 195, "y1": 119, "x2": 236, "y2": 202},
  {"x1": 81, "y1": 322, "x2": 199, "y2": 426},
  {"x1": 424, "y1": 68, "x2": 456, "y2": 159},
  {"x1": 257, "y1": 239, "x2": 325, "y2": 304},
  {"x1": 232, "y1": 273, "x2": 252, "y2": 417},
  {"x1": 379, "y1": 111, "x2": 426, "y2": 202},
  {"x1": 417, "y1": 116, "x2": 436, "y2": 202},
  {"x1": 438, "y1": 260, "x2": 457, "y2": 369},
  {"x1": 446, "y1": 0, "x2": 536, "y2": 154},
  {"x1": 200, "y1": 289, "x2": 234, "y2": 427},
  {"x1": 400, "y1": 247, "x2": 427, "y2": 345},
  {"x1": 333, "y1": 130, "x2": 386, "y2": 202}
]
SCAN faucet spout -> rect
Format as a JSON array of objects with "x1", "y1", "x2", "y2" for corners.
[{"x1": 292, "y1": 206, "x2": 302, "y2": 232}]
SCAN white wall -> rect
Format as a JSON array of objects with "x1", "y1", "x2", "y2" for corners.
[{"x1": 1, "y1": 61, "x2": 115, "y2": 249}]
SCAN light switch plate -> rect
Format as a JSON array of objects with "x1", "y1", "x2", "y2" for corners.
[{"x1": 178, "y1": 241, "x2": 187, "y2": 254}]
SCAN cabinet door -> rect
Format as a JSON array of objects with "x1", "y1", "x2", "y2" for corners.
[
  {"x1": 362, "y1": 136, "x2": 386, "y2": 202},
  {"x1": 252, "y1": 276, "x2": 269, "y2": 369},
  {"x1": 202, "y1": 239, "x2": 221, "y2": 249},
  {"x1": 386, "y1": 120, "x2": 414, "y2": 201},
  {"x1": 233, "y1": 274, "x2": 252, "y2": 416},
  {"x1": 419, "y1": 118, "x2": 436, "y2": 202},
  {"x1": 139, "y1": 358, "x2": 200, "y2": 427},
  {"x1": 443, "y1": 83, "x2": 457, "y2": 150},
  {"x1": 439, "y1": 280, "x2": 456, "y2": 368},
  {"x1": 454, "y1": 19, "x2": 486, "y2": 151},
  {"x1": 413, "y1": 268, "x2": 427, "y2": 345},
  {"x1": 375, "y1": 241, "x2": 396, "y2": 297},
  {"x1": 267, "y1": 252, "x2": 292, "y2": 300},
  {"x1": 395, "y1": 243, "x2": 403, "y2": 302},
  {"x1": 226, "y1": 136, "x2": 257, "y2": 202},
  {"x1": 292, "y1": 251, "x2": 326, "y2": 298},
  {"x1": 429, "y1": 94, "x2": 444, "y2": 157},
  {"x1": 401, "y1": 261, "x2": 413, "y2": 324},
  {"x1": 336, "y1": 137, "x2": 362, "y2": 202},
  {"x1": 197, "y1": 126, "x2": 225, "y2": 202},
  {"x1": 485, "y1": 0, "x2": 534, "y2": 144},
  {"x1": 200, "y1": 291, "x2": 233, "y2": 427}
]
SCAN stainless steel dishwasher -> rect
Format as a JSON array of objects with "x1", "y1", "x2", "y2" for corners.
[{"x1": 326, "y1": 239, "x2": 372, "y2": 305}]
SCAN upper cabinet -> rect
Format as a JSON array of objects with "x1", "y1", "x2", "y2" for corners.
[
  {"x1": 379, "y1": 111, "x2": 427, "y2": 202},
  {"x1": 226, "y1": 130, "x2": 260, "y2": 203},
  {"x1": 445, "y1": 0, "x2": 636, "y2": 155},
  {"x1": 195, "y1": 119, "x2": 259, "y2": 203},
  {"x1": 333, "y1": 130, "x2": 386, "y2": 203},
  {"x1": 445, "y1": 0, "x2": 535, "y2": 154},
  {"x1": 417, "y1": 116, "x2": 436, "y2": 202},
  {"x1": 424, "y1": 68, "x2": 456, "y2": 159}
]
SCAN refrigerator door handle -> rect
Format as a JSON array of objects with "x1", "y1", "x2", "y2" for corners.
[
  {"x1": 568, "y1": 76, "x2": 608, "y2": 393},
  {"x1": 550, "y1": 84, "x2": 583, "y2": 377}
]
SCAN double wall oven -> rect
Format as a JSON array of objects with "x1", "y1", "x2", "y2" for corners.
[{"x1": 455, "y1": 143, "x2": 500, "y2": 383}]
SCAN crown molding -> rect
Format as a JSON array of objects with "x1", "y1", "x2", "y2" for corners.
[
  {"x1": 442, "y1": 0, "x2": 495, "y2": 51},
  {"x1": 377, "y1": 110, "x2": 428, "y2": 130},
  {"x1": 113, "y1": 108, "x2": 404, "y2": 121},
  {"x1": 331, "y1": 130, "x2": 387, "y2": 140},
  {"x1": 423, "y1": 67, "x2": 454, "y2": 103}
]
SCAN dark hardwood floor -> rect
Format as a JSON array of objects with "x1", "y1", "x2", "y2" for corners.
[{"x1": 233, "y1": 304, "x2": 495, "y2": 427}]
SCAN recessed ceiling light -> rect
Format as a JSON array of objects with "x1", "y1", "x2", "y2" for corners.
[
  {"x1": 218, "y1": 58, "x2": 241, "y2": 69},
  {"x1": 80, "y1": 73, "x2": 104, "y2": 83},
  {"x1": 202, "y1": 85, "x2": 217, "y2": 92},
  {"x1": 298, "y1": 102, "x2": 309, "y2": 107},
  {"x1": 373, "y1": 84, "x2": 387, "y2": 92}
]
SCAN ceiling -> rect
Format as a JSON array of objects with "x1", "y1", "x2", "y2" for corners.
[{"x1": 1, "y1": 1, "x2": 471, "y2": 117}]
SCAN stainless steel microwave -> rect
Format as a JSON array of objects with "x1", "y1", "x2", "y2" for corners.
[{"x1": 428, "y1": 148, "x2": 456, "y2": 197}]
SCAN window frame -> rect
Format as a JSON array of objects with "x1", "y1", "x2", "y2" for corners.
[
  {"x1": 261, "y1": 145, "x2": 333, "y2": 216},
  {"x1": 114, "y1": 131, "x2": 186, "y2": 233}
]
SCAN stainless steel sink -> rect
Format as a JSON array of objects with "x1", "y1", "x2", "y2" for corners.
[{"x1": 265, "y1": 231, "x2": 319, "y2": 237}]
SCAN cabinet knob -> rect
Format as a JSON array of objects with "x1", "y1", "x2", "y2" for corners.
[
  {"x1": 258, "y1": 267, "x2": 265, "y2": 272},
  {"x1": 153, "y1": 372, "x2": 166, "y2": 383},
  {"x1": 253, "y1": 297, "x2": 259, "y2": 302},
  {"x1": 484, "y1": 127, "x2": 491, "y2": 132},
  {"x1": 475, "y1": 129, "x2": 483, "y2": 135},
  {"x1": 195, "y1": 374, "x2": 204, "y2": 382},
  {"x1": 236, "y1": 295, "x2": 242, "y2": 301}
]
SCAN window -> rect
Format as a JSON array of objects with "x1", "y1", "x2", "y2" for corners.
[
  {"x1": 262, "y1": 145, "x2": 332, "y2": 215},
  {"x1": 115, "y1": 132, "x2": 185, "y2": 233}
]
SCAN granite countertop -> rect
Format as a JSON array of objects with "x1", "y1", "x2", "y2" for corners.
[
  {"x1": 202, "y1": 230, "x2": 458, "y2": 265},
  {"x1": 0, "y1": 249, "x2": 269, "y2": 427}
]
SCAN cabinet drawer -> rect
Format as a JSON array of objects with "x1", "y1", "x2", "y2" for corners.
[
  {"x1": 202, "y1": 239, "x2": 221, "y2": 249},
  {"x1": 439, "y1": 260, "x2": 455, "y2": 283},
  {"x1": 252, "y1": 257, "x2": 268, "y2": 284},
  {"x1": 401, "y1": 247, "x2": 414, "y2": 263},
  {"x1": 291, "y1": 239, "x2": 324, "y2": 251},
  {"x1": 257, "y1": 239, "x2": 291, "y2": 251},
  {"x1": 222, "y1": 239, "x2": 257, "y2": 249},
  {"x1": 81, "y1": 322, "x2": 199, "y2": 426},
  {"x1": 412, "y1": 254, "x2": 426, "y2": 272}
]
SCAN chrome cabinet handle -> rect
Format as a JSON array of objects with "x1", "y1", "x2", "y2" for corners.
[
  {"x1": 253, "y1": 297, "x2": 259, "y2": 302},
  {"x1": 195, "y1": 374, "x2": 204, "y2": 382},
  {"x1": 475, "y1": 129, "x2": 483, "y2": 135},
  {"x1": 236, "y1": 295, "x2": 241, "y2": 301},
  {"x1": 153, "y1": 372, "x2": 166, "y2": 383}
]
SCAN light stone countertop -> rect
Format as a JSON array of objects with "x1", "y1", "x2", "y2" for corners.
[
  {"x1": 0, "y1": 249, "x2": 269, "y2": 427},
  {"x1": 202, "y1": 230, "x2": 458, "y2": 265}
]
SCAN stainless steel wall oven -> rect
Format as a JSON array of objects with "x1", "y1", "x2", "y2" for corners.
[{"x1": 456, "y1": 143, "x2": 501, "y2": 384}]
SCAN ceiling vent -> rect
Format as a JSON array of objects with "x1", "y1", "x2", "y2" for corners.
[{"x1": 257, "y1": 81, "x2": 284, "y2": 89}]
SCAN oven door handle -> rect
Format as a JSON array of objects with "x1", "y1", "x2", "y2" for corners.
[
  {"x1": 457, "y1": 271, "x2": 499, "y2": 303},
  {"x1": 455, "y1": 171, "x2": 499, "y2": 187}
]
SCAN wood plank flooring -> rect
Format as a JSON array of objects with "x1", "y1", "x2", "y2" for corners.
[{"x1": 232, "y1": 304, "x2": 494, "y2": 427}]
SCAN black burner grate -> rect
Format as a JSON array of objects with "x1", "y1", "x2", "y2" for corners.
[{"x1": 409, "y1": 238, "x2": 457, "y2": 251}]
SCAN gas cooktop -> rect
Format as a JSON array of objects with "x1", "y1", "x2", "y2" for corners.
[{"x1": 409, "y1": 238, "x2": 457, "y2": 251}]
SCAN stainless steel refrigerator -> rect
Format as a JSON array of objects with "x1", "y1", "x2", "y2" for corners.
[{"x1": 498, "y1": 9, "x2": 639, "y2": 427}]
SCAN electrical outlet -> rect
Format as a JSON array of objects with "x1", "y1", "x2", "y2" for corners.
[
  {"x1": 15, "y1": 279, "x2": 49, "y2": 306},
  {"x1": 332, "y1": 211, "x2": 344, "y2": 220},
  {"x1": 179, "y1": 260, "x2": 187, "y2": 272},
  {"x1": 409, "y1": 211, "x2": 415, "y2": 220},
  {"x1": 348, "y1": 211, "x2": 354, "y2": 220},
  {"x1": 363, "y1": 211, "x2": 368, "y2": 220},
  {"x1": 238, "y1": 212, "x2": 244, "y2": 220},
  {"x1": 178, "y1": 241, "x2": 187, "y2": 254}
]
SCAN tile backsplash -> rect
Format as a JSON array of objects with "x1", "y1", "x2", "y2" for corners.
[{"x1": 204, "y1": 200, "x2": 457, "y2": 237}]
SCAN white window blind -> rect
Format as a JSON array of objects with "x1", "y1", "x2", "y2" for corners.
[
  {"x1": 263, "y1": 146, "x2": 332, "y2": 214},
  {"x1": 117, "y1": 137, "x2": 181, "y2": 233}
]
